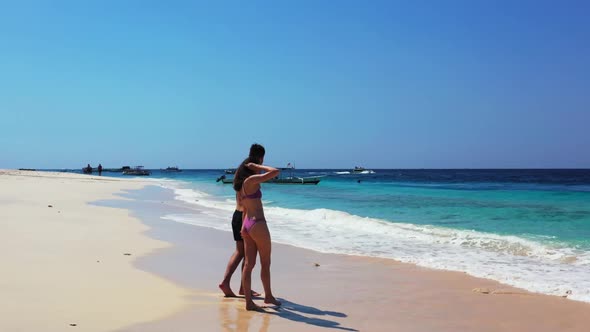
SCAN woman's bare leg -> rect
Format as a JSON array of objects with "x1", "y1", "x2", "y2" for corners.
[
  {"x1": 238, "y1": 239, "x2": 261, "y2": 297},
  {"x1": 242, "y1": 234, "x2": 260, "y2": 310},
  {"x1": 249, "y1": 222, "x2": 280, "y2": 306}
]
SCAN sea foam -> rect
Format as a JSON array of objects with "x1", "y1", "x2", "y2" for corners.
[{"x1": 159, "y1": 182, "x2": 590, "y2": 303}]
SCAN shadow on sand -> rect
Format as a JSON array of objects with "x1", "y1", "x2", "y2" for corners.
[{"x1": 266, "y1": 299, "x2": 358, "y2": 331}]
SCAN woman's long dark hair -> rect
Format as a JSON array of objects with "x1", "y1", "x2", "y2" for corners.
[
  {"x1": 234, "y1": 143, "x2": 266, "y2": 192},
  {"x1": 233, "y1": 157, "x2": 257, "y2": 192}
]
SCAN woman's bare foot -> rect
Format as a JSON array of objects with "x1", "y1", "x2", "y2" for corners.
[
  {"x1": 239, "y1": 289, "x2": 262, "y2": 297},
  {"x1": 246, "y1": 302, "x2": 265, "y2": 311},
  {"x1": 264, "y1": 296, "x2": 281, "y2": 306},
  {"x1": 218, "y1": 283, "x2": 237, "y2": 297}
]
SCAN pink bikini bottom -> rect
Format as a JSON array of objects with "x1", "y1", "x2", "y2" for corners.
[{"x1": 243, "y1": 216, "x2": 265, "y2": 233}]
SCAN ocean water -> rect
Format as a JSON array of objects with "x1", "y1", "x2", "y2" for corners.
[{"x1": 74, "y1": 169, "x2": 590, "y2": 302}]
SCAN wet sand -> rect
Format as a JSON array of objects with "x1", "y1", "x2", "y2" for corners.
[{"x1": 110, "y1": 185, "x2": 590, "y2": 332}]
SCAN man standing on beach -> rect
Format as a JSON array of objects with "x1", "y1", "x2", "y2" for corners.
[{"x1": 98, "y1": 164, "x2": 103, "y2": 176}]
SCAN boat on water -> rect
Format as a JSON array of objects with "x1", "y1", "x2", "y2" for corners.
[
  {"x1": 123, "y1": 166, "x2": 151, "y2": 176},
  {"x1": 224, "y1": 168, "x2": 236, "y2": 174},
  {"x1": 352, "y1": 166, "x2": 375, "y2": 174},
  {"x1": 100, "y1": 166, "x2": 134, "y2": 173},
  {"x1": 217, "y1": 164, "x2": 322, "y2": 185},
  {"x1": 162, "y1": 166, "x2": 182, "y2": 172},
  {"x1": 269, "y1": 164, "x2": 322, "y2": 184},
  {"x1": 269, "y1": 176, "x2": 322, "y2": 184},
  {"x1": 101, "y1": 166, "x2": 130, "y2": 172},
  {"x1": 79, "y1": 165, "x2": 132, "y2": 173},
  {"x1": 219, "y1": 177, "x2": 321, "y2": 185},
  {"x1": 218, "y1": 175, "x2": 232, "y2": 183}
]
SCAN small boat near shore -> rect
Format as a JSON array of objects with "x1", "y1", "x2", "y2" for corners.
[
  {"x1": 269, "y1": 165, "x2": 322, "y2": 184},
  {"x1": 82, "y1": 165, "x2": 92, "y2": 174},
  {"x1": 219, "y1": 176, "x2": 321, "y2": 184},
  {"x1": 217, "y1": 164, "x2": 322, "y2": 185},
  {"x1": 216, "y1": 174, "x2": 230, "y2": 183},
  {"x1": 122, "y1": 166, "x2": 151, "y2": 176},
  {"x1": 269, "y1": 176, "x2": 322, "y2": 184},
  {"x1": 84, "y1": 166, "x2": 131, "y2": 173},
  {"x1": 103, "y1": 166, "x2": 130, "y2": 172}
]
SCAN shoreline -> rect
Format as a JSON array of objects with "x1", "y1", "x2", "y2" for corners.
[
  {"x1": 152, "y1": 176, "x2": 590, "y2": 303},
  {"x1": 101, "y1": 183, "x2": 590, "y2": 331}
]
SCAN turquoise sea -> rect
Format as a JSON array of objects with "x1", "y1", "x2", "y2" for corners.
[{"x1": 69, "y1": 168, "x2": 590, "y2": 302}]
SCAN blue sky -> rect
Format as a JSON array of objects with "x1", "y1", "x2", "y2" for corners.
[{"x1": 0, "y1": 0, "x2": 588, "y2": 169}]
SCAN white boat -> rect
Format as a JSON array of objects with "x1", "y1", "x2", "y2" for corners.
[{"x1": 352, "y1": 166, "x2": 375, "y2": 174}]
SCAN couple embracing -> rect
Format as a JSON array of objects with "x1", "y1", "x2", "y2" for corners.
[{"x1": 219, "y1": 143, "x2": 281, "y2": 311}]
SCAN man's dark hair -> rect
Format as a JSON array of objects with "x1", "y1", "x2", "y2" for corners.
[{"x1": 249, "y1": 143, "x2": 265, "y2": 163}]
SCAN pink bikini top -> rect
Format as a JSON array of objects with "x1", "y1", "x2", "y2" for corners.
[{"x1": 242, "y1": 187, "x2": 262, "y2": 200}]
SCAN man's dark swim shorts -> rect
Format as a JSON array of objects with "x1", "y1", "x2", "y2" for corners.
[{"x1": 231, "y1": 210, "x2": 243, "y2": 241}]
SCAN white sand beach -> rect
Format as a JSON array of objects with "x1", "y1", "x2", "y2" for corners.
[
  {"x1": 2, "y1": 170, "x2": 590, "y2": 332},
  {"x1": 0, "y1": 170, "x2": 188, "y2": 331}
]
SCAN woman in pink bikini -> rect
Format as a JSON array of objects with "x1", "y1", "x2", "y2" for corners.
[{"x1": 233, "y1": 144, "x2": 281, "y2": 310}]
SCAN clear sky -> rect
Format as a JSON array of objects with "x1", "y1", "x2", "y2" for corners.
[{"x1": 0, "y1": 0, "x2": 588, "y2": 169}]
